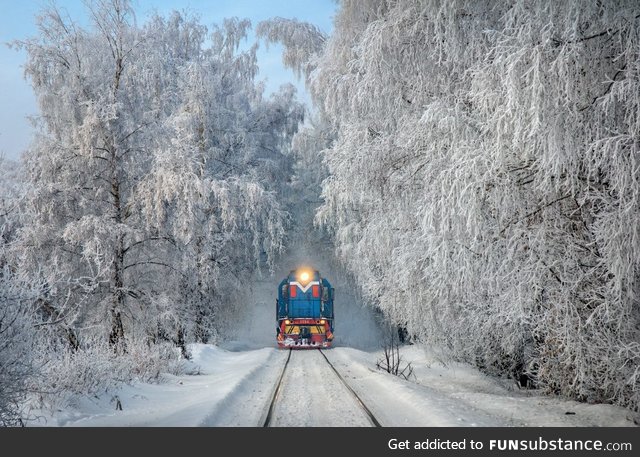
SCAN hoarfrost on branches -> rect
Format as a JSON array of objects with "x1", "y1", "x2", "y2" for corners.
[
  {"x1": 5, "y1": 0, "x2": 304, "y2": 417},
  {"x1": 266, "y1": 0, "x2": 640, "y2": 412},
  {"x1": 4, "y1": 0, "x2": 640, "y2": 422}
]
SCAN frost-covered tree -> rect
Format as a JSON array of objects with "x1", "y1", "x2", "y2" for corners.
[
  {"x1": 263, "y1": 0, "x2": 640, "y2": 412},
  {"x1": 135, "y1": 18, "x2": 304, "y2": 346},
  {"x1": 0, "y1": 158, "x2": 39, "y2": 426},
  {"x1": 256, "y1": 17, "x2": 332, "y2": 248},
  {"x1": 465, "y1": 0, "x2": 640, "y2": 410},
  {"x1": 16, "y1": 1, "x2": 158, "y2": 353},
  {"x1": 0, "y1": 264, "x2": 36, "y2": 426},
  {"x1": 14, "y1": 0, "x2": 303, "y2": 373}
]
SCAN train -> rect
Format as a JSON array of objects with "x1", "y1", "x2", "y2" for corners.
[{"x1": 276, "y1": 268, "x2": 334, "y2": 348}]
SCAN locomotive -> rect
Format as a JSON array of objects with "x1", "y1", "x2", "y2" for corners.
[{"x1": 276, "y1": 268, "x2": 334, "y2": 348}]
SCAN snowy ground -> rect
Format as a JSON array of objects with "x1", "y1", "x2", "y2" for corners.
[
  {"x1": 29, "y1": 343, "x2": 638, "y2": 427},
  {"x1": 25, "y1": 262, "x2": 639, "y2": 427}
]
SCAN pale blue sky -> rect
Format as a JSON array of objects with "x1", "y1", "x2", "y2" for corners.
[{"x1": 0, "y1": 0, "x2": 337, "y2": 160}]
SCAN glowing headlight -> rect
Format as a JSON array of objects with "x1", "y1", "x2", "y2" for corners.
[
  {"x1": 296, "y1": 268, "x2": 313, "y2": 285},
  {"x1": 319, "y1": 319, "x2": 326, "y2": 325},
  {"x1": 285, "y1": 319, "x2": 291, "y2": 325}
]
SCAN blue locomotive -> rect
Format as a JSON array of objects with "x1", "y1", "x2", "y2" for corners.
[{"x1": 276, "y1": 268, "x2": 334, "y2": 348}]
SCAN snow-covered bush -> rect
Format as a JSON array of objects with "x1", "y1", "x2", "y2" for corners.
[
  {"x1": 26, "y1": 335, "x2": 181, "y2": 415},
  {"x1": 0, "y1": 266, "x2": 38, "y2": 426}
]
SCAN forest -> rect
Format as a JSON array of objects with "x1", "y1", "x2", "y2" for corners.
[{"x1": 1, "y1": 0, "x2": 639, "y2": 425}]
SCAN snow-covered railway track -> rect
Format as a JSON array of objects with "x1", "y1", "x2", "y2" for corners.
[
  {"x1": 262, "y1": 348, "x2": 293, "y2": 427},
  {"x1": 316, "y1": 349, "x2": 382, "y2": 427},
  {"x1": 262, "y1": 348, "x2": 381, "y2": 427}
]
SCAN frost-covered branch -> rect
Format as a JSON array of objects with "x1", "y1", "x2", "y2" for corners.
[
  {"x1": 256, "y1": 17, "x2": 327, "y2": 81},
  {"x1": 303, "y1": 0, "x2": 640, "y2": 413},
  {"x1": 6, "y1": 0, "x2": 305, "y2": 413}
]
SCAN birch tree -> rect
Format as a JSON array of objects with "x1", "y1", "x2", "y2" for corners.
[{"x1": 15, "y1": 0, "x2": 303, "y2": 364}]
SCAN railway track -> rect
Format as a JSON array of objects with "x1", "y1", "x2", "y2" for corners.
[
  {"x1": 262, "y1": 348, "x2": 382, "y2": 427},
  {"x1": 262, "y1": 348, "x2": 293, "y2": 427}
]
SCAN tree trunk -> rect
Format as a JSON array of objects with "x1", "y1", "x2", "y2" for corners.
[
  {"x1": 109, "y1": 145, "x2": 127, "y2": 353},
  {"x1": 194, "y1": 298, "x2": 209, "y2": 343},
  {"x1": 176, "y1": 326, "x2": 189, "y2": 359},
  {"x1": 109, "y1": 234, "x2": 127, "y2": 353},
  {"x1": 193, "y1": 126, "x2": 211, "y2": 344}
]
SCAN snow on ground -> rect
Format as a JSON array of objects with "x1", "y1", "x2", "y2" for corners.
[
  {"x1": 30, "y1": 342, "x2": 638, "y2": 427},
  {"x1": 33, "y1": 345, "x2": 283, "y2": 427},
  {"x1": 26, "y1": 255, "x2": 638, "y2": 427},
  {"x1": 324, "y1": 345, "x2": 638, "y2": 427}
]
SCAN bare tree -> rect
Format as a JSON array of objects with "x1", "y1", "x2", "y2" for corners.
[{"x1": 376, "y1": 324, "x2": 414, "y2": 381}]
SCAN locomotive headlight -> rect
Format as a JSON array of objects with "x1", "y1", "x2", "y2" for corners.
[
  {"x1": 319, "y1": 319, "x2": 326, "y2": 325},
  {"x1": 297, "y1": 269, "x2": 313, "y2": 285},
  {"x1": 285, "y1": 319, "x2": 291, "y2": 325}
]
